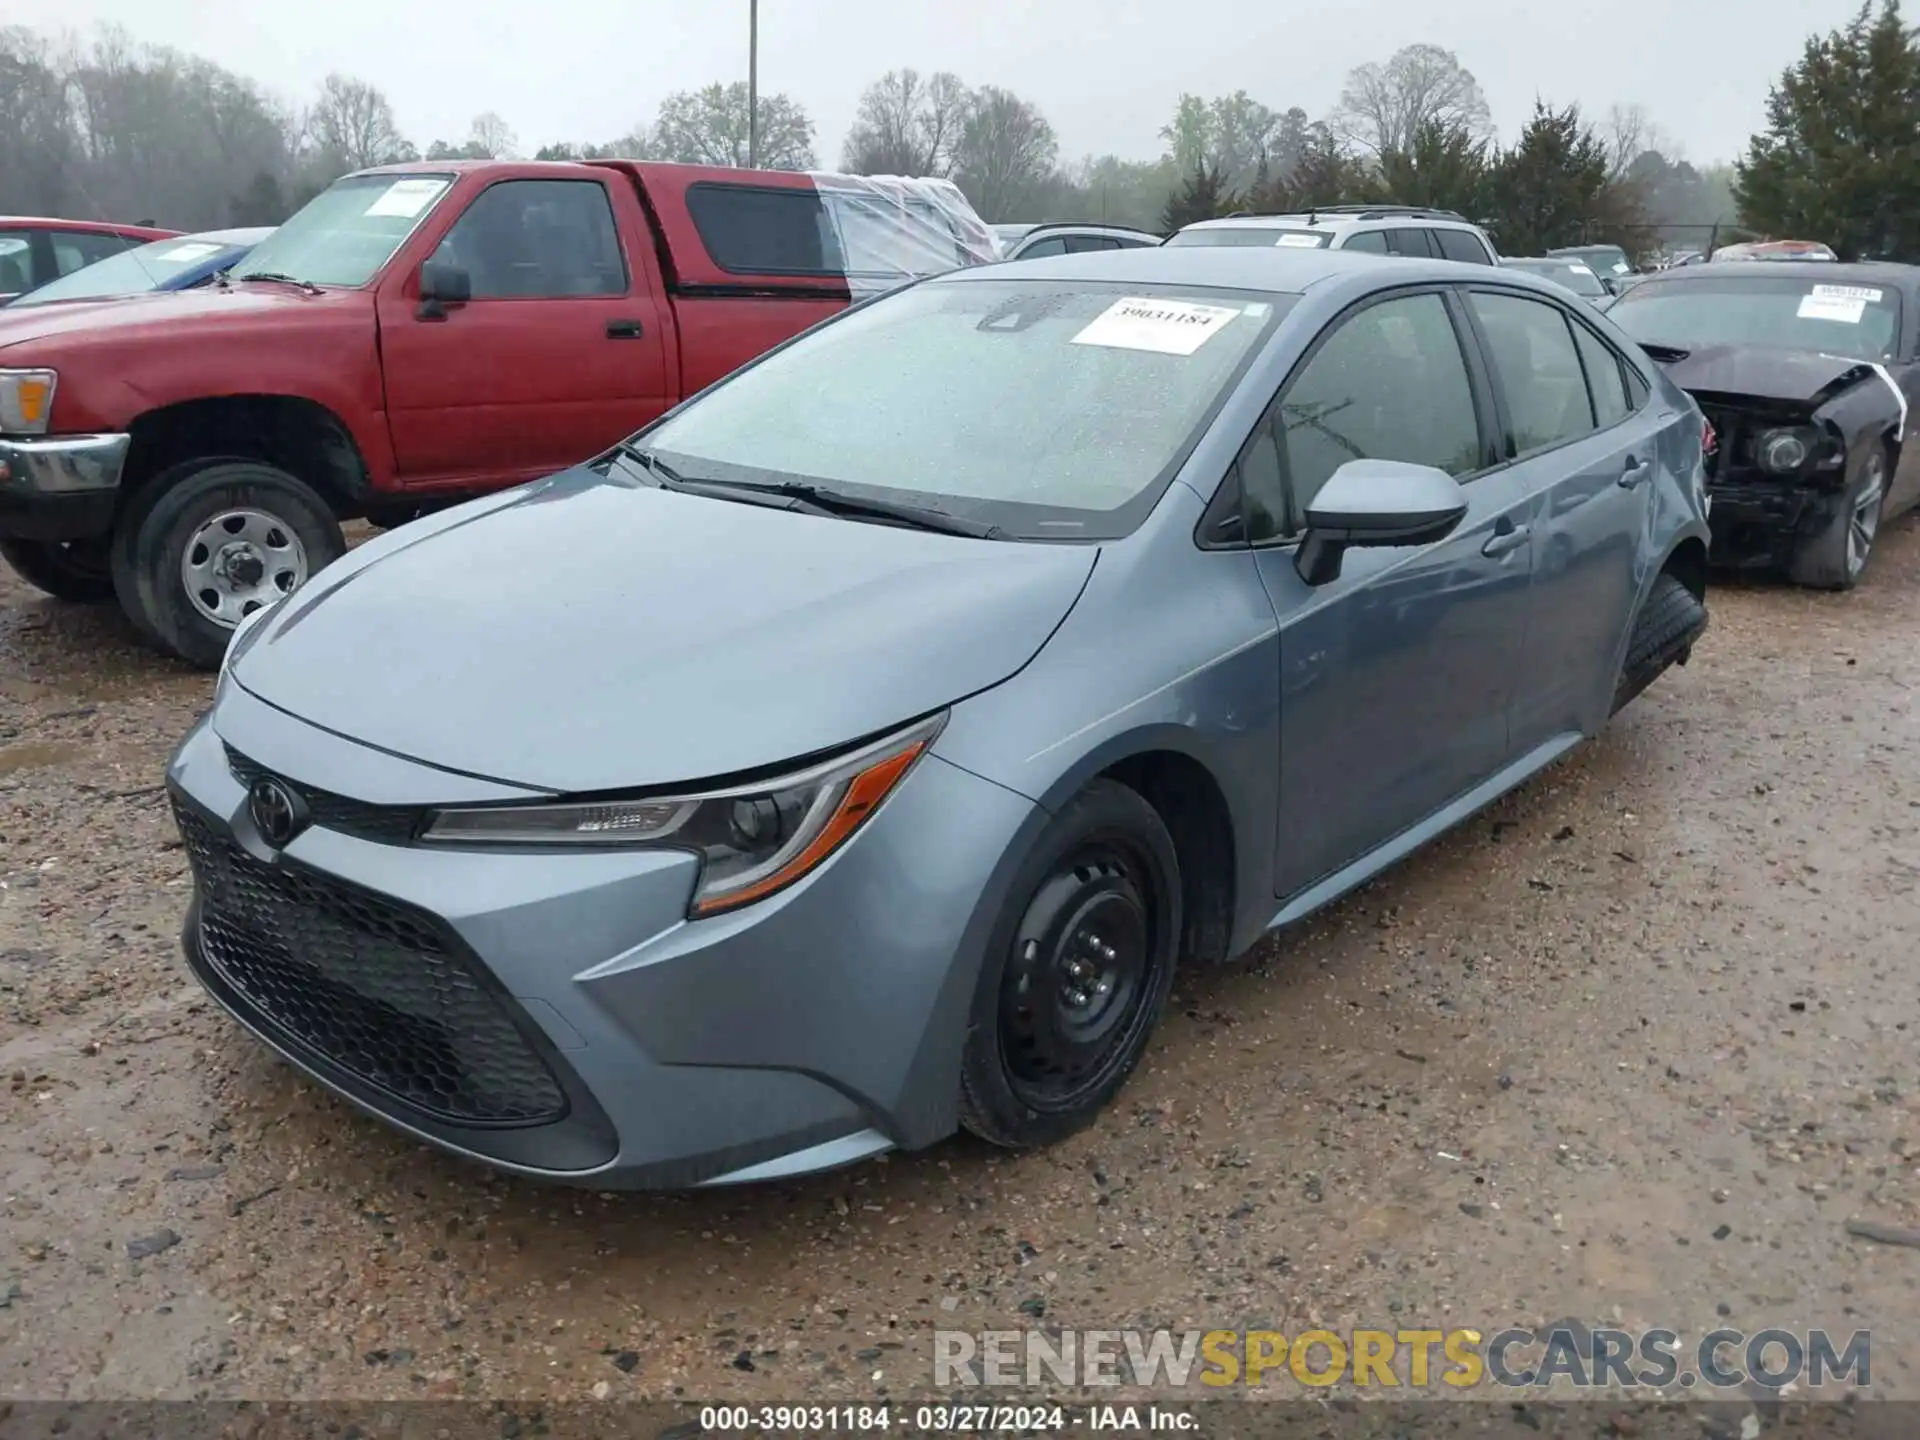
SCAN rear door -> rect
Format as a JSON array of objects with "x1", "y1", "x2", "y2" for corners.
[
  {"x1": 376, "y1": 175, "x2": 671, "y2": 489},
  {"x1": 1460, "y1": 287, "x2": 1656, "y2": 748}
]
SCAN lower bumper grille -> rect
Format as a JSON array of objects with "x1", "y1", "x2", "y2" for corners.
[{"x1": 174, "y1": 800, "x2": 566, "y2": 1127}]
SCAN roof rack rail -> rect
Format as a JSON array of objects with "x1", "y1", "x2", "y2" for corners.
[
  {"x1": 1017, "y1": 220, "x2": 1162, "y2": 239},
  {"x1": 1209, "y1": 204, "x2": 1471, "y2": 224}
]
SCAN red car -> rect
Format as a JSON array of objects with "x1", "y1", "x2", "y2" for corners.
[
  {"x1": 0, "y1": 162, "x2": 993, "y2": 666},
  {"x1": 0, "y1": 217, "x2": 181, "y2": 304}
]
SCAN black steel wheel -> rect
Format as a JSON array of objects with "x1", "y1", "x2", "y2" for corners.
[
  {"x1": 0, "y1": 537, "x2": 115, "y2": 603},
  {"x1": 960, "y1": 779, "x2": 1180, "y2": 1148}
]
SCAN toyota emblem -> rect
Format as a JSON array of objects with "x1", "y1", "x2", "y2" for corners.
[{"x1": 247, "y1": 777, "x2": 308, "y2": 847}]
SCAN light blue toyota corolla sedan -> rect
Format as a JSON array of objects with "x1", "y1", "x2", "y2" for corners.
[{"x1": 166, "y1": 246, "x2": 1711, "y2": 1189}]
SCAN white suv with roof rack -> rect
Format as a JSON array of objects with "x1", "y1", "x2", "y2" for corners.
[{"x1": 1166, "y1": 205, "x2": 1500, "y2": 265}]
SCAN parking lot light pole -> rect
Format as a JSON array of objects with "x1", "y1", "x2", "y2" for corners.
[{"x1": 748, "y1": 0, "x2": 759, "y2": 169}]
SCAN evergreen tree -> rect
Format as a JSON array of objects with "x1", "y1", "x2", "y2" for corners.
[
  {"x1": 1483, "y1": 101, "x2": 1642, "y2": 255},
  {"x1": 1378, "y1": 119, "x2": 1491, "y2": 217},
  {"x1": 1161, "y1": 160, "x2": 1240, "y2": 230},
  {"x1": 1736, "y1": 0, "x2": 1920, "y2": 259}
]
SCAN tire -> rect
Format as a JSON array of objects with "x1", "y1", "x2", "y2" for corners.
[
  {"x1": 0, "y1": 537, "x2": 115, "y2": 603},
  {"x1": 111, "y1": 459, "x2": 345, "y2": 669},
  {"x1": 1611, "y1": 571, "x2": 1708, "y2": 714},
  {"x1": 958, "y1": 779, "x2": 1182, "y2": 1149},
  {"x1": 1787, "y1": 441, "x2": 1889, "y2": 590}
]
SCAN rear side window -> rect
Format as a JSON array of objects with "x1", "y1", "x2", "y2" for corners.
[
  {"x1": 1271, "y1": 291, "x2": 1482, "y2": 535},
  {"x1": 1469, "y1": 291, "x2": 1597, "y2": 455},
  {"x1": 1066, "y1": 235, "x2": 1121, "y2": 253},
  {"x1": 0, "y1": 237, "x2": 29, "y2": 293},
  {"x1": 1342, "y1": 230, "x2": 1389, "y2": 254},
  {"x1": 1435, "y1": 228, "x2": 1493, "y2": 265},
  {"x1": 1386, "y1": 228, "x2": 1434, "y2": 258},
  {"x1": 1018, "y1": 236, "x2": 1069, "y2": 259},
  {"x1": 686, "y1": 183, "x2": 835, "y2": 275},
  {"x1": 431, "y1": 180, "x2": 627, "y2": 298},
  {"x1": 1570, "y1": 320, "x2": 1630, "y2": 429},
  {"x1": 51, "y1": 229, "x2": 133, "y2": 276}
]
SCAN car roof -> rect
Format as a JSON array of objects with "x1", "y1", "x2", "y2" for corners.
[
  {"x1": 952, "y1": 243, "x2": 1530, "y2": 294},
  {"x1": 1504, "y1": 256, "x2": 1586, "y2": 265},
  {"x1": 1633, "y1": 259, "x2": 1920, "y2": 287},
  {"x1": 1180, "y1": 210, "x2": 1481, "y2": 235},
  {"x1": 0, "y1": 216, "x2": 176, "y2": 237}
]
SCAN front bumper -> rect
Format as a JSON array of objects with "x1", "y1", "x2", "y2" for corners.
[
  {"x1": 1704, "y1": 477, "x2": 1843, "y2": 569},
  {"x1": 165, "y1": 691, "x2": 1040, "y2": 1189},
  {"x1": 0, "y1": 432, "x2": 129, "y2": 541}
]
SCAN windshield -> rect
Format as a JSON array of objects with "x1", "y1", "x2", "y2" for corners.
[
  {"x1": 1554, "y1": 246, "x2": 1630, "y2": 275},
  {"x1": 1166, "y1": 227, "x2": 1329, "y2": 250},
  {"x1": 637, "y1": 278, "x2": 1292, "y2": 539},
  {"x1": 1609, "y1": 276, "x2": 1901, "y2": 361},
  {"x1": 228, "y1": 173, "x2": 454, "y2": 288},
  {"x1": 1507, "y1": 260, "x2": 1607, "y2": 297},
  {"x1": 10, "y1": 234, "x2": 254, "y2": 306}
]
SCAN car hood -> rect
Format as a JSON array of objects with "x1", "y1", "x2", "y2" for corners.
[
  {"x1": 1652, "y1": 342, "x2": 1883, "y2": 408},
  {"x1": 0, "y1": 284, "x2": 318, "y2": 352},
  {"x1": 231, "y1": 469, "x2": 1099, "y2": 794}
]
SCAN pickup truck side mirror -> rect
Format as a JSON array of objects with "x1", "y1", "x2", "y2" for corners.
[
  {"x1": 417, "y1": 261, "x2": 471, "y2": 320},
  {"x1": 1294, "y1": 459, "x2": 1468, "y2": 586}
]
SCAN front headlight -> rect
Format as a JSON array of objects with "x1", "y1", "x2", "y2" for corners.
[
  {"x1": 1754, "y1": 425, "x2": 1824, "y2": 475},
  {"x1": 422, "y1": 712, "x2": 946, "y2": 917},
  {"x1": 0, "y1": 368, "x2": 57, "y2": 436}
]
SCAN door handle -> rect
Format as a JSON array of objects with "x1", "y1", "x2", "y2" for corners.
[
  {"x1": 1618, "y1": 454, "x2": 1648, "y2": 489},
  {"x1": 1482, "y1": 518, "x2": 1531, "y2": 559},
  {"x1": 605, "y1": 318, "x2": 645, "y2": 340}
]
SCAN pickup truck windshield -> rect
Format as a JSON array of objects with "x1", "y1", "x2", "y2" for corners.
[
  {"x1": 227, "y1": 174, "x2": 454, "y2": 288},
  {"x1": 639, "y1": 278, "x2": 1292, "y2": 540},
  {"x1": 1609, "y1": 276, "x2": 1901, "y2": 362}
]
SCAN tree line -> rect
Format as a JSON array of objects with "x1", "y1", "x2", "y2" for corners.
[{"x1": 0, "y1": 12, "x2": 1896, "y2": 260}]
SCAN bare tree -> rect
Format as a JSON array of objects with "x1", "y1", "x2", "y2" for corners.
[
  {"x1": 653, "y1": 82, "x2": 815, "y2": 169},
  {"x1": 952, "y1": 86, "x2": 1059, "y2": 221},
  {"x1": 1330, "y1": 44, "x2": 1493, "y2": 156},
  {"x1": 841, "y1": 68, "x2": 969, "y2": 176},
  {"x1": 469, "y1": 110, "x2": 517, "y2": 159},
  {"x1": 306, "y1": 72, "x2": 414, "y2": 172},
  {"x1": 1598, "y1": 102, "x2": 1675, "y2": 181}
]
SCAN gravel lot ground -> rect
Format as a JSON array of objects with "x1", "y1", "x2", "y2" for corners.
[{"x1": 1, "y1": 521, "x2": 1916, "y2": 1407}]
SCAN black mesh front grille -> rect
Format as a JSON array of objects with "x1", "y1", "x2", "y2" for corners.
[
  {"x1": 225, "y1": 747, "x2": 424, "y2": 846},
  {"x1": 175, "y1": 801, "x2": 567, "y2": 1127}
]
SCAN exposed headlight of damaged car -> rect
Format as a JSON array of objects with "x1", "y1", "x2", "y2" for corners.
[
  {"x1": 0, "y1": 369, "x2": 58, "y2": 435},
  {"x1": 1754, "y1": 425, "x2": 1832, "y2": 476},
  {"x1": 422, "y1": 713, "x2": 946, "y2": 916}
]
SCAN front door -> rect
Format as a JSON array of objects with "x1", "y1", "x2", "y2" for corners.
[
  {"x1": 1462, "y1": 288, "x2": 1658, "y2": 747},
  {"x1": 1235, "y1": 288, "x2": 1537, "y2": 900},
  {"x1": 376, "y1": 176, "x2": 671, "y2": 491}
]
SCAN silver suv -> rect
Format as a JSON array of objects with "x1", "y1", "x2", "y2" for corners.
[{"x1": 1166, "y1": 205, "x2": 1499, "y2": 265}]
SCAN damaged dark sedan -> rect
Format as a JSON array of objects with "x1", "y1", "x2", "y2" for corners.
[{"x1": 1607, "y1": 260, "x2": 1920, "y2": 587}]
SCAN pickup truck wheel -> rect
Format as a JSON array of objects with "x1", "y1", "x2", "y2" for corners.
[
  {"x1": 114, "y1": 460, "x2": 345, "y2": 669},
  {"x1": 1787, "y1": 442, "x2": 1887, "y2": 590},
  {"x1": 0, "y1": 537, "x2": 115, "y2": 603}
]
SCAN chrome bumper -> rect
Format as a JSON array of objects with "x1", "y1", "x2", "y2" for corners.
[{"x1": 0, "y1": 432, "x2": 131, "y2": 496}]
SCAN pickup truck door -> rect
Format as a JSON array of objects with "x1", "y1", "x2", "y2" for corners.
[{"x1": 376, "y1": 176, "x2": 672, "y2": 490}]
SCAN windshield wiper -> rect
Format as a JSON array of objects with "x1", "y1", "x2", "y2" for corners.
[
  {"x1": 236, "y1": 272, "x2": 322, "y2": 295},
  {"x1": 614, "y1": 444, "x2": 1007, "y2": 539}
]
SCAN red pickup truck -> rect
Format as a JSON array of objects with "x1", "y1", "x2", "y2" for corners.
[{"x1": 0, "y1": 160, "x2": 994, "y2": 666}]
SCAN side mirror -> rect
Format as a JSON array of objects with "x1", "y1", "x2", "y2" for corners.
[
  {"x1": 1295, "y1": 459, "x2": 1468, "y2": 586},
  {"x1": 417, "y1": 261, "x2": 471, "y2": 320}
]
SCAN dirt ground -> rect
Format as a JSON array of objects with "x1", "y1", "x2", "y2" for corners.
[{"x1": 1, "y1": 522, "x2": 1916, "y2": 1408}]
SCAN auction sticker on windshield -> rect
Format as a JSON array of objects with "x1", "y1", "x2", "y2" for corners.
[
  {"x1": 1275, "y1": 233, "x2": 1327, "y2": 248},
  {"x1": 1811, "y1": 283, "x2": 1884, "y2": 303},
  {"x1": 157, "y1": 242, "x2": 223, "y2": 262},
  {"x1": 1799, "y1": 293, "x2": 1867, "y2": 324},
  {"x1": 365, "y1": 178, "x2": 449, "y2": 219},
  {"x1": 1072, "y1": 297, "x2": 1242, "y2": 355}
]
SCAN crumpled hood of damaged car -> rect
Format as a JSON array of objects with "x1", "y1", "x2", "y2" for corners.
[
  {"x1": 229, "y1": 469, "x2": 1098, "y2": 794},
  {"x1": 1659, "y1": 343, "x2": 1886, "y2": 407}
]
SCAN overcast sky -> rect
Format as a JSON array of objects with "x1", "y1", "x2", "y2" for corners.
[{"x1": 52, "y1": 0, "x2": 1859, "y2": 167}]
